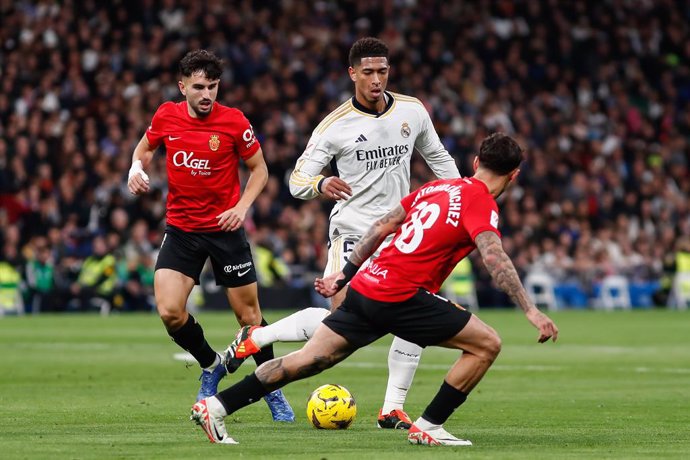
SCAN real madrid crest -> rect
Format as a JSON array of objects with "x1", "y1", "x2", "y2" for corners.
[
  {"x1": 209, "y1": 134, "x2": 220, "y2": 151},
  {"x1": 401, "y1": 122, "x2": 411, "y2": 138}
]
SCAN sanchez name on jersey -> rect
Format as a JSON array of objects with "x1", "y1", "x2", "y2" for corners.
[{"x1": 350, "y1": 177, "x2": 501, "y2": 302}]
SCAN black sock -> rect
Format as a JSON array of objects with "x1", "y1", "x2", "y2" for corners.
[
  {"x1": 421, "y1": 381, "x2": 468, "y2": 425},
  {"x1": 168, "y1": 314, "x2": 217, "y2": 369},
  {"x1": 216, "y1": 372, "x2": 270, "y2": 415},
  {"x1": 251, "y1": 317, "x2": 275, "y2": 366}
]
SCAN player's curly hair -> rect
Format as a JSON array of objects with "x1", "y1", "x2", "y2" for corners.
[
  {"x1": 179, "y1": 50, "x2": 223, "y2": 80},
  {"x1": 349, "y1": 37, "x2": 389, "y2": 66},
  {"x1": 478, "y1": 132, "x2": 523, "y2": 175}
]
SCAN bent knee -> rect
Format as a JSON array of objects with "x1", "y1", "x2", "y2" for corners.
[
  {"x1": 158, "y1": 305, "x2": 186, "y2": 330},
  {"x1": 234, "y1": 307, "x2": 262, "y2": 326},
  {"x1": 480, "y1": 328, "x2": 502, "y2": 361}
]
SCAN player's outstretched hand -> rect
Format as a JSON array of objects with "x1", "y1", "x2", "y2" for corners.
[
  {"x1": 315, "y1": 272, "x2": 346, "y2": 298},
  {"x1": 525, "y1": 308, "x2": 559, "y2": 343},
  {"x1": 322, "y1": 177, "x2": 352, "y2": 201},
  {"x1": 217, "y1": 205, "x2": 248, "y2": 232}
]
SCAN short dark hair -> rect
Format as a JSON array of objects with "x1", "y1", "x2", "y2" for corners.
[
  {"x1": 179, "y1": 50, "x2": 223, "y2": 80},
  {"x1": 348, "y1": 37, "x2": 389, "y2": 67},
  {"x1": 478, "y1": 133, "x2": 523, "y2": 175}
]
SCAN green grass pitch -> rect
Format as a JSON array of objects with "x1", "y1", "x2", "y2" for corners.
[{"x1": 1, "y1": 309, "x2": 689, "y2": 459}]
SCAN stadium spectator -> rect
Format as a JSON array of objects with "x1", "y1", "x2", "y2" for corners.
[
  {"x1": 0, "y1": 244, "x2": 24, "y2": 315},
  {"x1": 67, "y1": 234, "x2": 116, "y2": 313},
  {"x1": 664, "y1": 236, "x2": 690, "y2": 307},
  {"x1": 253, "y1": 238, "x2": 291, "y2": 288},
  {"x1": 24, "y1": 236, "x2": 56, "y2": 313}
]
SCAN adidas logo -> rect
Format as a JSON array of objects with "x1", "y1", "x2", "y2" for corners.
[{"x1": 355, "y1": 134, "x2": 368, "y2": 143}]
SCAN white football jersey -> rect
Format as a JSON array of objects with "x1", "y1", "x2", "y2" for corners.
[{"x1": 290, "y1": 91, "x2": 460, "y2": 239}]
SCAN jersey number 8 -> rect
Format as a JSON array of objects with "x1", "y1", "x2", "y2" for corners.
[{"x1": 394, "y1": 201, "x2": 440, "y2": 254}]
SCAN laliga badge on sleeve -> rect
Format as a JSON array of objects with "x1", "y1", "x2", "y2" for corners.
[{"x1": 490, "y1": 210, "x2": 499, "y2": 229}]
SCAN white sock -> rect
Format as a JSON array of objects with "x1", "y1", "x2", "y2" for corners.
[
  {"x1": 413, "y1": 416, "x2": 440, "y2": 431},
  {"x1": 381, "y1": 337, "x2": 423, "y2": 414},
  {"x1": 203, "y1": 353, "x2": 221, "y2": 372},
  {"x1": 209, "y1": 395, "x2": 228, "y2": 417},
  {"x1": 251, "y1": 307, "x2": 330, "y2": 348}
]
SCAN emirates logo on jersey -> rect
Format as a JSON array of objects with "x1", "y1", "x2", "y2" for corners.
[
  {"x1": 401, "y1": 122, "x2": 411, "y2": 138},
  {"x1": 209, "y1": 134, "x2": 220, "y2": 151}
]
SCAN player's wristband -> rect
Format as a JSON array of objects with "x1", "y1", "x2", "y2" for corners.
[
  {"x1": 316, "y1": 177, "x2": 326, "y2": 193},
  {"x1": 128, "y1": 160, "x2": 150, "y2": 183},
  {"x1": 335, "y1": 260, "x2": 360, "y2": 290}
]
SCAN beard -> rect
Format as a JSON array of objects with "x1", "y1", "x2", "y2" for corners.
[{"x1": 191, "y1": 100, "x2": 213, "y2": 118}]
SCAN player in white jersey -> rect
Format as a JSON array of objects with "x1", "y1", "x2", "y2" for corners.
[
  {"x1": 222, "y1": 37, "x2": 460, "y2": 430},
  {"x1": 290, "y1": 90, "x2": 459, "y2": 264}
]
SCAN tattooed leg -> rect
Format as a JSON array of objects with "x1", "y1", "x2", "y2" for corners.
[
  {"x1": 255, "y1": 324, "x2": 357, "y2": 391},
  {"x1": 213, "y1": 325, "x2": 357, "y2": 417}
]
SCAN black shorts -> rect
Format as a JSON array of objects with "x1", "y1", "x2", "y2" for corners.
[
  {"x1": 155, "y1": 225, "x2": 257, "y2": 287},
  {"x1": 323, "y1": 287, "x2": 472, "y2": 348}
]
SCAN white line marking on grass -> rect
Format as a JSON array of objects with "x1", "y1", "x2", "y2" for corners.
[
  {"x1": 171, "y1": 354, "x2": 561, "y2": 372},
  {"x1": 174, "y1": 352, "x2": 197, "y2": 363},
  {"x1": 336, "y1": 362, "x2": 563, "y2": 372},
  {"x1": 10, "y1": 342, "x2": 113, "y2": 350},
  {"x1": 339, "y1": 362, "x2": 690, "y2": 374},
  {"x1": 632, "y1": 367, "x2": 690, "y2": 374},
  {"x1": 172, "y1": 354, "x2": 690, "y2": 374}
]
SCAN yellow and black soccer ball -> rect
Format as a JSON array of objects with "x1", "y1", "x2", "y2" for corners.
[{"x1": 306, "y1": 384, "x2": 357, "y2": 429}]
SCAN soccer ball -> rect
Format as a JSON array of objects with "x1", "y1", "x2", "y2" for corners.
[{"x1": 306, "y1": 384, "x2": 357, "y2": 429}]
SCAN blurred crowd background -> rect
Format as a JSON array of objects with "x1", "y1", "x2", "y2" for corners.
[{"x1": 2, "y1": 0, "x2": 690, "y2": 313}]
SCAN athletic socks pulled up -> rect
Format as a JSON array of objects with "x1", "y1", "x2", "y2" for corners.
[
  {"x1": 421, "y1": 380, "x2": 468, "y2": 425},
  {"x1": 381, "y1": 336, "x2": 422, "y2": 414},
  {"x1": 168, "y1": 314, "x2": 217, "y2": 369},
  {"x1": 251, "y1": 307, "x2": 330, "y2": 348}
]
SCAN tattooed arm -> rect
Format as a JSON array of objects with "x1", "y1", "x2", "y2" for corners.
[
  {"x1": 314, "y1": 204, "x2": 407, "y2": 298},
  {"x1": 475, "y1": 231, "x2": 559, "y2": 343},
  {"x1": 349, "y1": 204, "x2": 407, "y2": 266},
  {"x1": 474, "y1": 231, "x2": 533, "y2": 313}
]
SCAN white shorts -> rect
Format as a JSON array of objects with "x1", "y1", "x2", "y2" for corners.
[{"x1": 324, "y1": 234, "x2": 392, "y2": 277}]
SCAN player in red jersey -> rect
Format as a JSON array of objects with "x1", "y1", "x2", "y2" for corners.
[
  {"x1": 190, "y1": 132, "x2": 558, "y2": 445},
  {"x1": 127, "y1": 50, "x2": 293, "y2": 422}
]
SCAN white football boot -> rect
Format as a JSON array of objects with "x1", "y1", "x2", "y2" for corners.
[
  {"x1": 190, "y1": 397, "x2": 238, "y2": 444},
  {"x1": 408, "y1": 423, "x2": 472, "y2": 446}
]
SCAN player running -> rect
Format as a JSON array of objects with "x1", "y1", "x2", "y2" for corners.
[
  {"x1": 127, "y1": 49, "x2": 293, "y2": 422},
  {"x1": 222, "y1": 36, "x2": 460, "y2": 430},
  {"x1": 192, "y1": 132, "x2": 559, "y2": 446}
]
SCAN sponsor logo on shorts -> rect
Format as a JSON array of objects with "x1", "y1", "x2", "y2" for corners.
[{"x1": 224, "y1": 261, "x2": 253, "y2": 275}]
